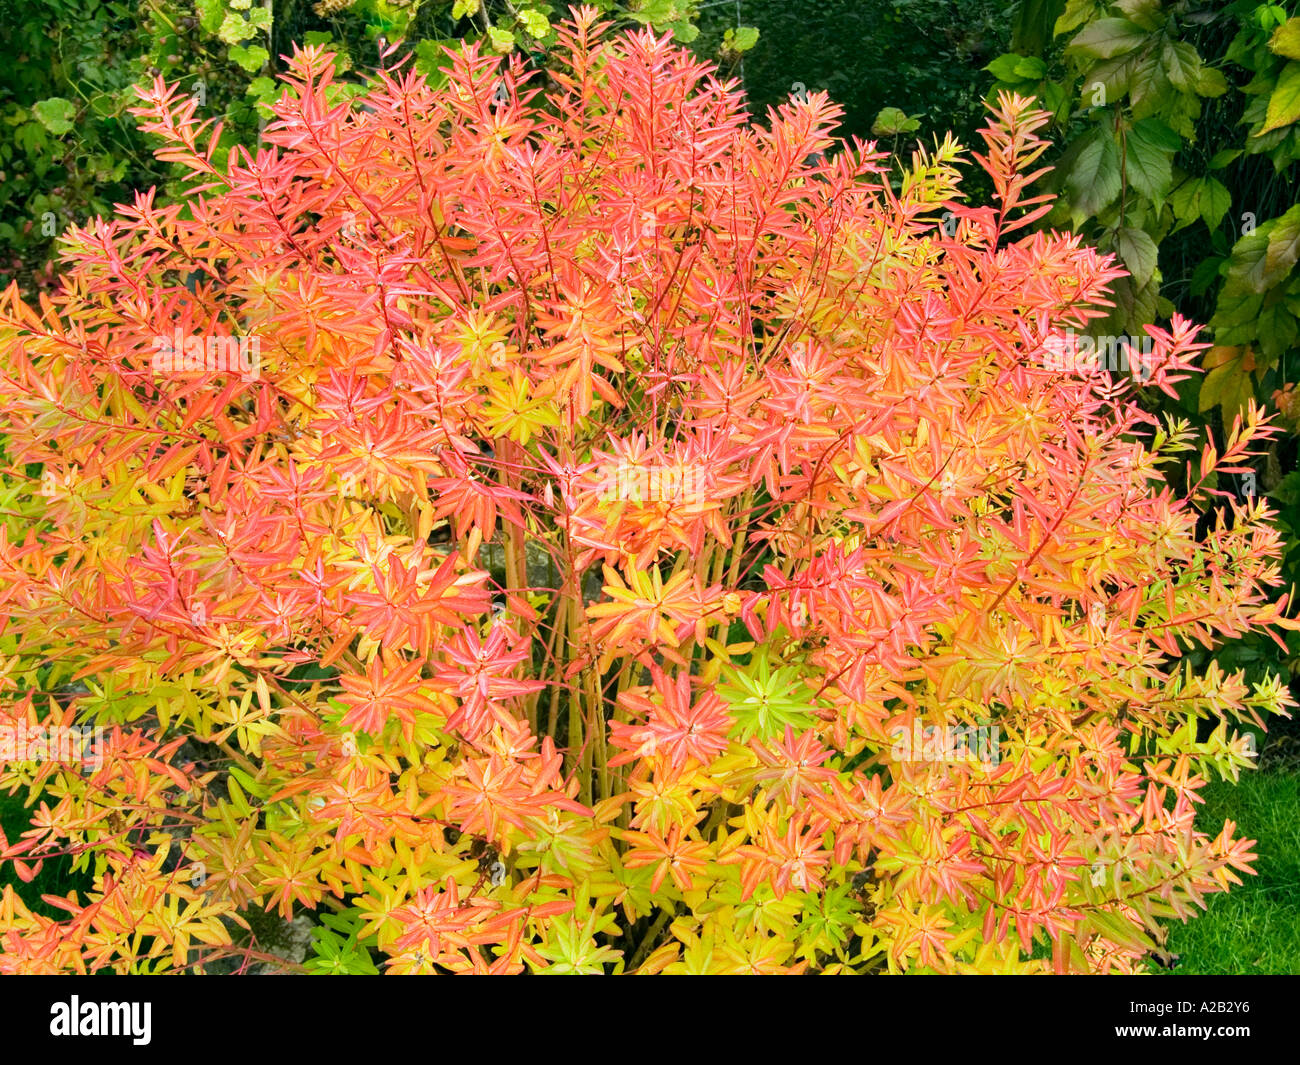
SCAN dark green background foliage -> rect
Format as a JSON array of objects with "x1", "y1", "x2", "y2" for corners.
[{"x1": 698, "y1": 0, "x2": 1010, "y2": 147}]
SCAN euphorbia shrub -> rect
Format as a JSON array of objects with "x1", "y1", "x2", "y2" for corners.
[{"x1": 0, "y1": 7, "x2": 1295, "y2": 975}]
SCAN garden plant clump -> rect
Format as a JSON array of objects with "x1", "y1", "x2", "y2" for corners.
[{"x1": 0, "y1": 7, "x2": 1296, "y2": 975}]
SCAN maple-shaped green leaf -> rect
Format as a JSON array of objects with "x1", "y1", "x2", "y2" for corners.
[
  {"x1": 872, "y1": 107, "x2": 921, "y2": 136},
  {"x1": 729, "y1": 26, "x2": 760, "y2": 52},
  {"x1": 229, "y1": 44, "x2": 269, "y2": 72},
  {"x1": 1268, "y1": 18, "x2": 1300, "y2": 61},
  {"x1": 520, "y1": 9, "x2": 550, "y2": 38},
  {"x1": 32, "y1": 97, "x2": 76, "y2": 135}
]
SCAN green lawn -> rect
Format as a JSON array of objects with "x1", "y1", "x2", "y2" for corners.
[{"x1": 1162, "y1": 762, "x2": 1300, "y2": 975}]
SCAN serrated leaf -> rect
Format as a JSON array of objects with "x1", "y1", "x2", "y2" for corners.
[
  {"x1": 1259, "y1": 61, "x2": 1300, "y2": 135},
  {"x1": 1125, "y1": 118, "x2": 1177, "y2": 204},
  {"x1": 1055, "y1": 0, "x2": 1103, "y2": 37},
  {"x1": 520, "y1": 9, "x2": 550, "y2": 38},
  {"x1": 218, "y1": 12, "x2": 259, "y2": 45},
  {"x1": 1191, "y1": 254, "x2": 1225, "y2": 297},
  {"x1": 1169, "y1": 176, "x2": 1202, "y2": 232},
  {"x1": 1115, "y1": 226, "x2": 1158, "y2": 287},
  {"x1": 1199, "y1": 346, "x2": 1256, "y2": 417},
  {"x1": 1196, "y1": 66, "x2": 1229, "y2": 97},
  {"x1": 229, "y1": 44, "x2": 269, "y2": 72},
  {"x1": 1200, "y1": 177, "x2": 1231, "y2": 230},
  {"x1": 1210, "y1": 282, "x2": 1264, "y2": 344},
  {"x1": 1066, "y1": 18, "x2": 1148, "y2": 61},
  {"x1": 1162, "y1": 39, "x2": 1203, "y2": 91},
  {"x1": 195, "y1": 0, "x2": 225, "y2": 34},
  {"x1": 1268, "y1": 18, "x2": 1300, "y2": 61},
  {"x1": 872, "y1": 107, "x2": 920, "y2": 135},
  {"x1": 1264, "y1": 203, "x2": 1300, "y2": 283},
  {"x1": 1257, "y1": 302, "x2": 1298, "y2": 358},
  {"x1": 1066, "y1": 128, "x2": 1121, "y2": 218},
  {"x1": 1115, "y1": 0, "x2": 1162, "y2": 31},
  {"x1": 32, "y1": 97, "x2": 76, "y2": 135}
]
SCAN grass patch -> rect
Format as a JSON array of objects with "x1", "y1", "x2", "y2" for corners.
[{"x1": 1162, "y1": 761, "x2": 1300, "y2": 974}]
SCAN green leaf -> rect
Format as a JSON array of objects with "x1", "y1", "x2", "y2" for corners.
[
  {"x1": 1196, "y1": 66, "x2": 1229, "y2": 97},
  {"x1": 1066, "y1": 18, "x2": 1148, "y2": 61},
  {"x1": 1169, "y1": 176, "x2": 1203, "y2": 231},
  {"x1": 1190, "y1": 254, "x2": 1225, "y2": 297},
  {"x1": 452, "y1": 0, "x2": 480, "y2": 18},
  {"x1": 871, "y1": 107, "x2": 921, "y2": 135},
  {"x1": 246, "y1": 76, "x2": 279, "y2": 116},
  {"x1": 1162, "y1": 39, "x2": 1203, "y2": 91},
  {"x1": 195, "y1": 0, "x2": 225, "y2": 34},
  {"x1": 1224, "y1": 228, "x2": 1275, "y2": 294},
  {"x1": 228, "y1": 44, "x2": 269, "y2": 72},
  {"x1": 667, "y1": 19, "x2": 699, "y2": 44},
  {"x1": 1087, "y1": 908, "x2": 1157, "y2": 954},
  {"x1": 32, "y1": 97, "x2": 75, "y2": 136},
  {"x1": 1115, "y1": 0, "x2": 1162, "y2": 31},
  {"x1": 1199, "y1": 347, "x2": 1256, "y2": 416},
  {"x1": 1211, "y1": 282, "x2": 1264, "y2": 344},
  {"x1": 487, "y1": 26, "x2": 516, "y2": 52},
  {"x1": 1257, "y1": 302, "x2": 1298, "y2": 358},
  {"x1": 1115, "y1": 226, "x2": 1158, "y2": 287},
  {"x1": 1264, "y1": 204, "x2": 1300, "y2": 285},
  {"x1": 1066, "y1": 128, "x2": 1121, "y2": 218},
  {"x1": 986, "y1": 54, "x2": 1028, "y2": 83},
  {"x1": 1208, "y1": 148, "x2": 1241, "y2": 169},
  {"x1": 218, "y1": 12, "x2": 259, "y2": 45},
  {"x1": 1259, "y1": 61, "x2": 1300, "y2": 135},
  {"x1": 1014, "y1": 0, "x2": 1066, "y2": 53},
  {"x1": 1200, "y1": 177, "x2": 1231, "y2": 230},
  {"x1": 520, "y1": 9, "x2": 550, "y2": 38},
  {"x1": 1055, "y1": 0, "x2": 1103, "y2": 38},
  {"x1": 1268, "y1": 18, "x2": 1300, "y2": 61},
  {"x1": 1125, "y1": 118, "x2": 1177, "y2": 204},
  {"x1": 1128, "y1": 51, "x2": 1173, "y2": 116},
  {"x1": 1013, "y1": 55, "x2": 1048, "y2": 80},
  {"x1": 730, "y1": 25, "x2": 760, "y2": 52}
]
